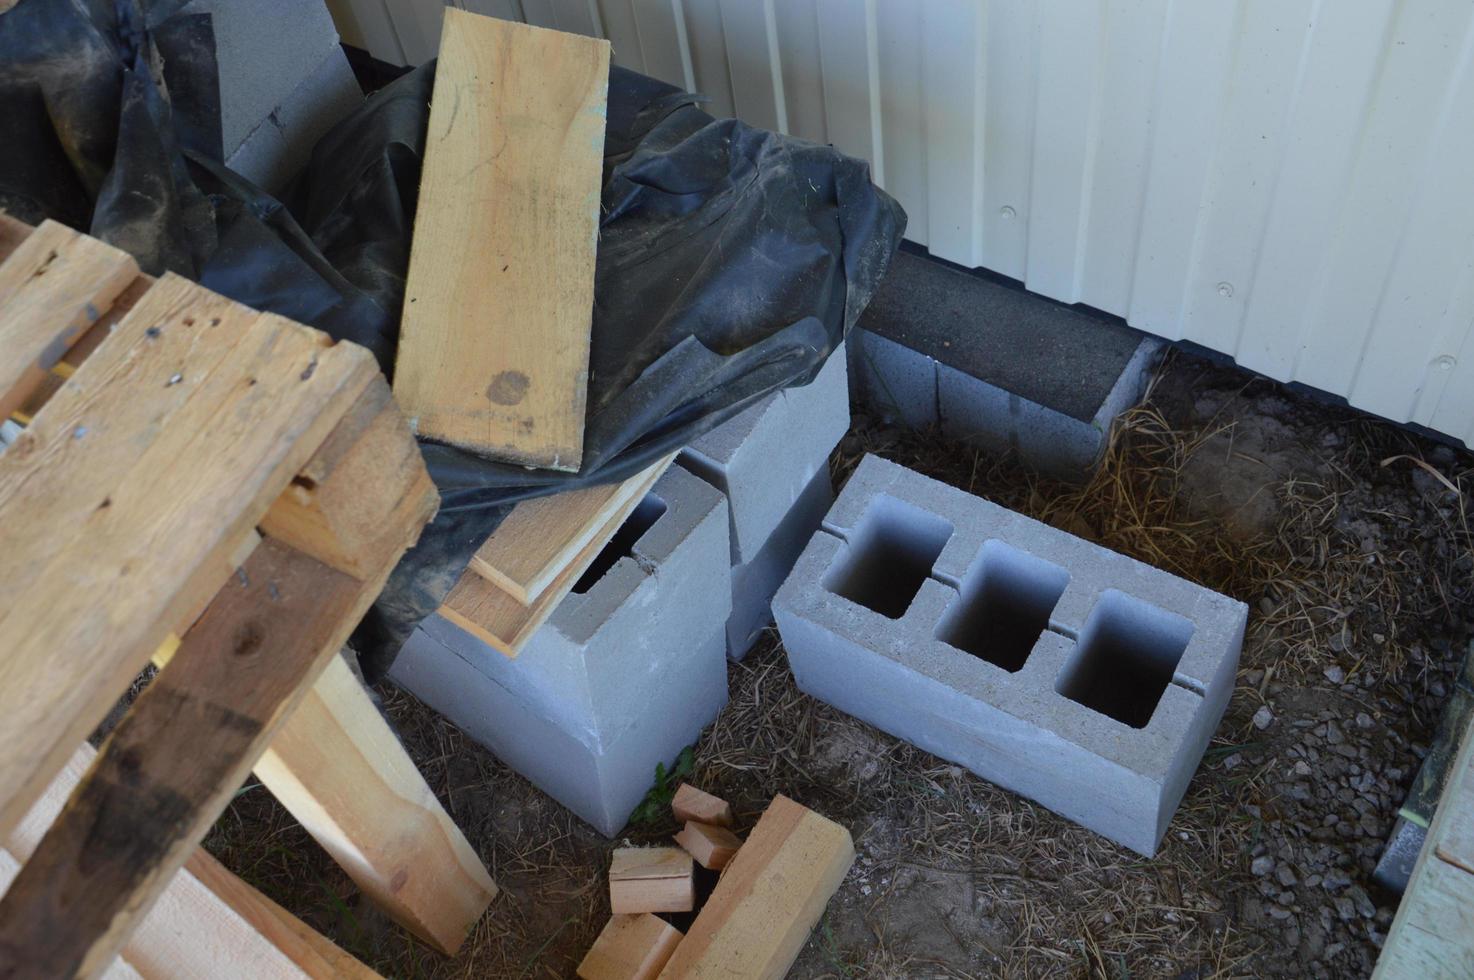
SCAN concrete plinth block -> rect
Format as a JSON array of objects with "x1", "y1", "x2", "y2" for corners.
[
  {"x1": 774, "y1": 454, "x2": 1246, "y2": 856},
  {"x1": 390, "y1": 466, "x2": 733, "y2": 836},
  {"x1": 847, "y1": 327, "x2": 938, "y2": 430},
  {"x1": 681, "y1": 347, "x2": 849, "y2": 565}
]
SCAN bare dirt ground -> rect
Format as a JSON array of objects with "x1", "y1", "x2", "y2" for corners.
[{"x1": 207, "y1": 348, "x2": 1474, "y2": 978}]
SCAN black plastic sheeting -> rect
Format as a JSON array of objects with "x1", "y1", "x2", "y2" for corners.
[{"x1": 0, "y1": 0, "x2": 906, "y2": 678}]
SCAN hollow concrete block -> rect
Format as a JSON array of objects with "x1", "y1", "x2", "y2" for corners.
[
  {"x1": 390, "y1": 467, "x2": 732, "y2": 836},
  {"x1": 773, "y1": 454, "x2": 1246, "y2": 856}
]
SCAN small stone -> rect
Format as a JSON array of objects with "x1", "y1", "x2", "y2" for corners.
[
  {"x1": 1253, "y1": 706, "x2": 1275, "y2": 730},
  {"x1": 1324, "y1": 665, "x2": 1346, "y2": 684},
  {"x1": 1294, "y1": 760, "x2": 1313, "y2": 777},
  {"x1": 1252, "y1": 855, "x2": 1276, "y2": 876},
  {"x1": 1277, "y1": 866, "x2": 1299, "y2": 887},
  {"x1": 1326, "y1": 722, "x2": 1345, "y2": 745},
  {"x1": 1356, "y1": 712, "x2": 1374, "y2": 730},
  {"x1": 1348, "y1": 886, "x2": 1376, "y2": 919},
  {"x1": 1334, "y1": 897, "x2": 1357, "y2": 920}
]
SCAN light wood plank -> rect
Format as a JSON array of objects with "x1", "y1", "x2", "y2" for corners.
[
  {"x1": 657, "y1": 795, "x2": 853, "y2": 979},
  {"x1": 260, "y1": 377, "x2": 438, "y2": 579},
  {"x1": 673, "y1": 821, "x2": 741, "y2": 871},
  {"x1": 254, "y1": 654, "x2": 499, "y2": 956},
  {"x1": 470, "y1": 457, "x2": 675, "y2": 603},
  {"x1": 0, "y1": 290, "x2": 376, "y2": 842},
  {"x1": 442, "y1": 455, "x2": 673, "y2": 656},
  {"x1": 1375, "y1": 715, "x2": 1474, "y2": 979},
  {"x1": 578, "y1": 914, "x2": 682, "y2": 980},
  {"x1": 0, "y1": 219, "x2": 140, "y2": 421},
  {"x1": 0, "y1": 539, "x2": 366, "y2": 979},
  {"x1": 393, "y1": 10, "x2": 609, "y2": 470}
]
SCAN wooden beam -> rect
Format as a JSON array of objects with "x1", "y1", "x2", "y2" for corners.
[
  {"x1": 1375, "y1": 715, "x2": 1474, "y2": 978},
  {"x1": 609, "y1": 848, "x2": 693, "y2": 915},
  {"x1": 0, "y1": 219, "x2": 139, "y2": 422},
  {"x1": 0, "y1": 539, "x2": 365, "y2": 979},
  {"x1": 577, "y1": 914, "x2": 682, "y2": 980},
  {"x1": 469, "y1": 457, "x2": 675, "y2": 604},
  {"x1": 254, "y1": 653, "x2": 499, "y2": 955},
  {"x1": 671, "y1": 784, "x2": 733, "y2": 829},
  {"x1": 656, "y1": 796, "x2": 854, "y2": 979},
  {"x1": 260, "y1": 377, "x2": 438, "y2": 579},
  {"x1": 0, "y1": 283, "x2": 376, "y2": 843},
  {"x1": 442, "y1": 455, "x2": 673, "y2": 656},
  {"x1": 393, "y1": 10, "x2": 609, "y2": 470}
]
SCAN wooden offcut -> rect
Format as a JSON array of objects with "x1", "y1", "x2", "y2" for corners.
[
  {"x1": 1374, "y1": 714, "x2": 1474, "y2": 978},
  {"x1": 657, "y1": 795, "x2": 854, "y2": 979},
  {"x1": 442, "y1": 454, "x2": 674, "y2": 657},
  {"x1": 673, "y1": 821, "x2": 742, "y2": 871},
  {"x1": 671, "y1": 784, "x2": 733, "y2": 828},
  {"x1": 578, "y1": 914, "x2": 683, "y2": 980},
  {"x1": 393, "y1": 10, "x2": 610, "y2": 469},
  {"x1": 470, "y1": 456, "x2": 676, "y2": 604},
  {"x1": 609, "y1": 848, "x2": 694, "y2": 915},
  {"x1": 254, "y1": 654, "x2": 500, "y2": 955}
]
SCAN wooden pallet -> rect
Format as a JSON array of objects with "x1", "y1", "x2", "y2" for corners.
[{"x1": 0, "y1": 217, "x2": 496, "y2": 977}]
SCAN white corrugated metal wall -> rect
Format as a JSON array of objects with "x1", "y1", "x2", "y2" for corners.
[{"x1": 332, "y1": 0, "x2": 1474, "y2": 449}]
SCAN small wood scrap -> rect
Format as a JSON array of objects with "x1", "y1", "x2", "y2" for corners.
[
  {"x1": 673, "y1": 821, "x2": 742, "y2": 872},
  {"x1": 609, "y1": 847, "x2": 695, "y2": 915},
  {"x1": 672, "y1": 783, "x2": 733, "y2": 828},
  {"x1": 656, "y1": 795, "x2": 854, "y2": 979},
  {"x1": 441, "y1": 454, "x2": 675, "y2": 657},
  {"x1": 393, "y1": 9, "x2": 610, "y2": 469},
  {"x1": 577, "y1": 914, "x2": 682, "y2": 980}
]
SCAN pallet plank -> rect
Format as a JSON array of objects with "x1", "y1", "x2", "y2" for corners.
[
  {"x1": 254, "y1": 654, "x2": 499, "y2": 955},
  {"x1": 0, "y1": 220, "x2": 139, "y2": 422},
  {"x1": 0, "y1": 539, "x2": 363, "y2": 980},
  {"x1": 441, "y1": 455, "x2": 672, "y2": 656},
  {"x1": 469, "y1": 457, "x2": 675, "y2": 603},
  {"x1": 393, "y1": 10, "x2": 609, "y2": 470},
  {"x1": 0, "y1": 292, "x2": 376, "y2": 841}
]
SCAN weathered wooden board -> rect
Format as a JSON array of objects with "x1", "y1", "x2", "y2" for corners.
[
  {"x1": 0, "y1": 540, "x2": 363, "y2": 979},
  {"x1": 0, "y1": 281, "x2": 376, "y2": 842},
  {"x1": 657, "y1": 795, "x2": 853, "y2": 979},
  {"x1": 0, "y1": 219, "x2": 139, "y2": 423},
  {"x1": 470, "y1": 456, "x2": 675, "y2": 603},
  {"x1": 393, "y1": 10, "x2": 609, "y2": 470}
]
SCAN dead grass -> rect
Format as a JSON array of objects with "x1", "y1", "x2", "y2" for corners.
[{"x1": 204, "y1": 350, "x2": 1474, "y2": 978}]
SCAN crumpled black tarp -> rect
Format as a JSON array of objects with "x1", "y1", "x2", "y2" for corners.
[{"x1": 0, "y1": 0, "x2": 906, "y2": 678}]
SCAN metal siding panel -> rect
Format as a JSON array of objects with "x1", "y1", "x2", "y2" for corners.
[
  {"x1": 1126, "y1": 0, "x2": 1241, "y2": 339},
  {"x1": 328, "y1": 0, "x2": 407, "y2": 63},
  {"x1": 775, "y1": 0, "x2": 827, "y2": 143},
  {"x1": 460, "y1": 0, "x2": 524, "y2": 21},
  {"x1": 921, "y1": 0, "x2": 985, "y2": 267},
  {"x1": 633, "y1": 0, "x2": 695, "y2": 89},
  {"x1": 815, "y1": 0, "x2": 880, "y2": 178},
  {"x1": 597, "y1": 0, "x2": 647, "y2": 71},
  {"x1": 875, "y1": 0, "x2": 928, "y2": 245},
  {"x1": 683, "y1": 0, "x2": 735, "y2": 116},
  {"x1": 718, "y1": 0, "x2": 785, "y2": 133},
  {"x1": 979, "y1": 0, "x2": 1037, "y2": 281},
  {"x1": 1025, "y1": 0, "x2": 1106, "y2": 302},
  {"x1": 1294, "y1": 0, "x2": 1474, "y2": 401}
]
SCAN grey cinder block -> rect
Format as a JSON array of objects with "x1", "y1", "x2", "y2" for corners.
[
  {"x1": 681, "y1": 346, "x2": 849, "y2": 565},
  {"x1": 852, "y1": 248, "x2": 1165, "y2": 480},
  {"x1": 773, "y1": 454, "x2": 1246, "y2": 856},
  {"x1": 390, "y1": 467, "x2": 733, "y2": 837}
]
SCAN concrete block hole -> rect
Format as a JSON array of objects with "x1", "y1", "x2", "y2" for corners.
[
  {"x1": 571, "y1": 493, "x2": 668, "y2": 595},
  {"x1": 823, "y1": 496, "x2": 953, "y2": 618},
  {"x1": 1055, "y1": 590, "x2": 1195, "y2": 728},
  {"x1": 935, "y1": 541, "x2": 1070, "y2": 671}
]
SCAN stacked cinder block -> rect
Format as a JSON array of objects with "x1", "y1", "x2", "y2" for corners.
[
  {"x1": 679, "y1": 347, "x2": 849, "y2": 660},
  {"x1": 390, "y1": 467, "x2": 732, "y2": 837},
  {"x1": 773, "y1": 455, "x2": 1246, "y2": 856},
  {"x1": 849, "y1": 249, "x2": 1163, "y2": 481},
  {"x1": 185, "y1": 0, "x2": 363, "y2": 191}
]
